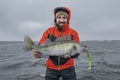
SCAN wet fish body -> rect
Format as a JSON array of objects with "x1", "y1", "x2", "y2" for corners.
[
  {"x1": 24, "y1": 35, "x2": 87, "y2": 56},
  {"x1": 24, "y1": 35, "x2": 92, "y2": 69}
]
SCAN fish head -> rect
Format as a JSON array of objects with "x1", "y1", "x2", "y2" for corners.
[
  {"x1": 78, "y1": 45, "x2": 89, "y2": 53},
  {"x1": 71, "y1": 43, "x2": 89, "y2": 53}
]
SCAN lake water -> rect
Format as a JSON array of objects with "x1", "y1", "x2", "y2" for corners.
[{"x1": 0, "y1": 40, "x2": 120, "y2": 80}]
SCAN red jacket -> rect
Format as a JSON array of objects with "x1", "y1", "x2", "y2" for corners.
[
  {"x1": 39, "y1": 24, "x2": 80, "y2": 70},
  {"x1": 39, "y1": 7, "x2": 80, "y2": 70}
]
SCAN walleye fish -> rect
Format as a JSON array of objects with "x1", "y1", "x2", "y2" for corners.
[
  {"x1": 24, "y1": 35, "x2": 92, "y2": 69},
  {"x1": 24, "y1": 35, "x2": 87, "y2": 56}
]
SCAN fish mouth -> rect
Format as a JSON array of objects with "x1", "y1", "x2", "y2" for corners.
[{"x1": 79, "y1": 45, "x2": 89, "y2": 53}]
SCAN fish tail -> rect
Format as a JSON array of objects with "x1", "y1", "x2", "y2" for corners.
[{"x1": 24, "y1": 35, "x2": 35, "y2": 51}]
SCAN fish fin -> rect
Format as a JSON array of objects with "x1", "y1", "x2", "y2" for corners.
[
  {"x1": 44, "y1": 35, "x2": 72, "y2": 44},
  {"x1": 24, "y1": 35, "x2": 35, "y2": 51},
  {"x1": 55, "y1": 35, "x2": 72, "y2": 42}
]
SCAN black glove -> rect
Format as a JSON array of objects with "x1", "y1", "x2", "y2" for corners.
[
  {"x1": 48, "y1": 34, "x2": 56, "y2": 42},
  {"x1": 71, "y1": 53, "x2": 80, "y2": 58}
]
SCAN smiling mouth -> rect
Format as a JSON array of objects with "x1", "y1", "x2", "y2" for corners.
[{"x1": 59, "y1": 22, "x2": 66, "y2": 24}]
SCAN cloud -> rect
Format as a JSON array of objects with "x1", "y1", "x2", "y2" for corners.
[{"x1": 0, "y1": 0, "x2": 120, "y2": 41}]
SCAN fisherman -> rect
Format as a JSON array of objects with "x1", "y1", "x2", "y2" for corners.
[{"x1": 33, "y1": 7, "x2": 80, "y2": 80}]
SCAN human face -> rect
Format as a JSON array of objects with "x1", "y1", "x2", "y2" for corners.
[{"x1": 56, "y1": 15, "x2": 68, "y2": 27}]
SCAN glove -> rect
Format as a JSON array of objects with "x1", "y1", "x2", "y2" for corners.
[
  {"x1": 69, "y1": 46, "x2": 80, "y2": 58},
  {"x1": 61, "y1": 53, "x2": 80, "y2": 59},
  {"x1": 48, "y1": 34, "x2": 56, "y2": 42},
  {"x1": 62, "y1": 49, "x2": 80, "y2": 59},
  {"x1": 71, "y1": 53, "x2": 80, "y2": 58}
]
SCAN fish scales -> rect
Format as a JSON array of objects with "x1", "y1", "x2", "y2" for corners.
[{"x1": 24, "y1": 35, "x2": 85, "y2": 56}]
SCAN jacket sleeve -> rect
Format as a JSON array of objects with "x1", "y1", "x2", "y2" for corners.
[
  {"x1": 39, "y1": 29, "x2": 49, "y2": 44},
  {"x1": 71, "y1": 30, "x2": 80, "y2": 43}
]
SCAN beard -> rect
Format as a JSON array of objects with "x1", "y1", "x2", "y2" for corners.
[
  {"x1": 55, "y1": 23, "x2": 62, "y2": 31},
  {"x1": 55, "y1": 22, "x2": 68, "y2": 31}
]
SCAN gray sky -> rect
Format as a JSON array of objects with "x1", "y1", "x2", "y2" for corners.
[{"x1": 0, "y1": 0, "x2": 120, "y2": 41}]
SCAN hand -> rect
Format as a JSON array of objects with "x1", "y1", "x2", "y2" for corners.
[
  {"x1": 33, "y1": 49, "x2": 42, "y2": 58},
  {"x1": 71, "y1": 53, "x2": 80, "y2": 58},
  {"x1": 66, "y1": 49, "x2": 80, "y2": 58}
]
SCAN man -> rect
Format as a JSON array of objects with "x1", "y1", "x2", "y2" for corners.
[{"x1": 33, "y1": 7, "x2": 80, "y2": 80}]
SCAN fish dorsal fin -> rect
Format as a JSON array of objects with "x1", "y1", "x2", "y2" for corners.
[
  {"x1": 43, "y1": 39, "x2": 53, "y2": 45},
  {"x1": 43, "y1": 35, "x2": 72, "y2": 45},
  {"x1": 55, "y1": 35, "x2": 72, "y2": 42}
]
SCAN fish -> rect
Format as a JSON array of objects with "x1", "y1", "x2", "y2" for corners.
[
  {"x1": 24, "y1": 35, "x2": 92, "y2": 69},
  {"x1": 24, "y1": 35, "x2": 88, "y2": 56}
]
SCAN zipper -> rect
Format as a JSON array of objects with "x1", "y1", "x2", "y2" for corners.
[
  {"x1": 58, "y1": 56, "x2": 60, "y2": 70},
  {"x1": 58, "y1": 31, "x2": 62, "y2": 70}
]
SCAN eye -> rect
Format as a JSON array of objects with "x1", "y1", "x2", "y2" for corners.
[
  {"x1": 58, "y1": 16, "x2": 61, "y2": 19},
  {"x1": 63, "y1": 16, "x2": 67, "y2": 19}
]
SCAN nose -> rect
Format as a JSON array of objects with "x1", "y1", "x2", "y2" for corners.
[{"x1": 59, "y1": 18, "x2": 64, "y2": 22}]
